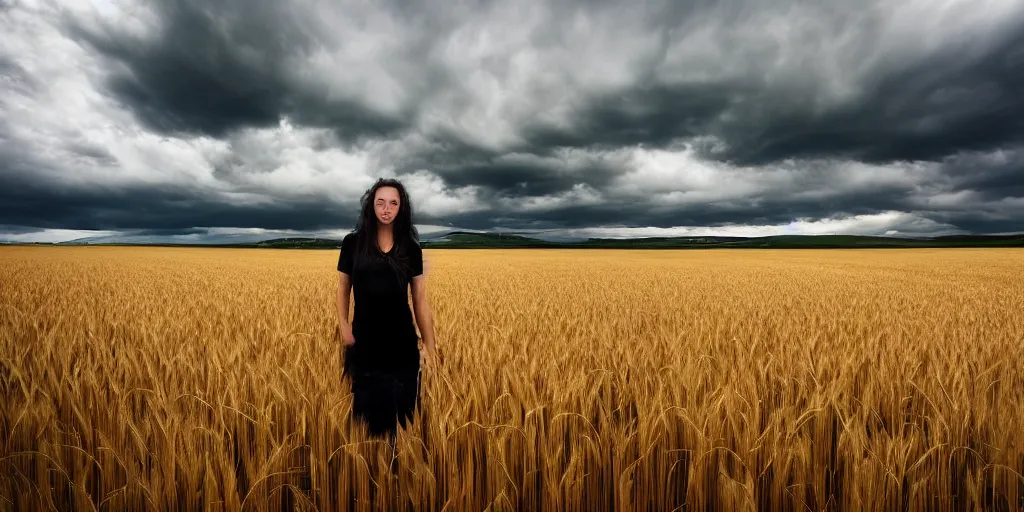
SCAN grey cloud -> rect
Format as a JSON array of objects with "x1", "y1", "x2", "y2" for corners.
[
  {"x1": 520, "y1": 83, "x2": 743, "y2": 154},
  {"x1": 439, "y1": 201, "x2": 850, "y2": 232},
  {"x1": 520, "y1": 17, "x2": 1024, "y2": 167},
  {"x1": 402, "y1": 149, "x2": 627, "y2": 199},
  {"x1": 937, "y1": 151, "x2": 1024, "y2": 201},
  {"x1": 70, "y1": 1, "x2": 299, "y2": 137},
  {"x1": 0, "y1": 224, "x2": 39, "y2": 235},
  {"x1": 3, "y1": 147, "x2": 1019, "y2": 235},
  {"x1": 430, "y1": 145, "x2": 1022, "y2": 233},
  {"x1": 422, "y1": 164, "x2": 916, "y2": 231},
  {"x1": 922, "y1": 210, "x2": 1022, "y2": 236},
  {"x1": 2, "y1": 0, "x2": 1023, "y2": 236},
  {"x1": 722, "y1": 30, "x2": 1024, "y2": 165},
  {"x1": 0, "y1": 172, "x2": 359, "y2": 232},
  {"x1": 0, "y1": 55, "x2": 38, "y2": 95},
  {"x1": 65, "y1": 141, "x2": 118, "y2": 167},
  {"x1": 69, "y1": 0, "x2": 411, "y2": 140},
  {"x1": 66, "y1": 0, "x2": 1024, "y2": 166}
]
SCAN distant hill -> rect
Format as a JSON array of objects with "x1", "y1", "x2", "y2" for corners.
[
  {"x1": 250, "y1": 237, "x2": 342, "y2": 249},
  {"x1": 16, "y1": 230, "x2": 1021, "y2": 249},
  {"x1": 420, "y1": 231, "x2": 551, "y2": 247},
  {"x1": 415, "y1": 232, "x2": 1023, "y2": 249},
  {"x1": 420, "y1": 232, "x2": 1024, "y2": 249},
  {"x1": 707, "y1": 234, "x2": 1024, "y2": 249}
]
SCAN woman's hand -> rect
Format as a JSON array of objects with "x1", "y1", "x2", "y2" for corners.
[
  {"x1": 420, "y1": 343, "x2": 440, "y2": 368},
  {"x1": 340, "y1": 324, "x2": 356, "y2": 346}
]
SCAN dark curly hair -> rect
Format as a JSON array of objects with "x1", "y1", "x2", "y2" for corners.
[{"x1": 350, "y1": 178, "x2": 421, "y2": 287}]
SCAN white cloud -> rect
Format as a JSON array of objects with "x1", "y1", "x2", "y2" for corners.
[
  {"x1": 550, "y1": 211, "x2": 964, "y2": 239},
  {"x1": 0, "y1": 5, "x2": 382, "y2": 208},
  {"x1": 497, "y1": 183, "x2": 604, "y2": 213},
  {"x1": 608, "y1": 145, "x2": 938, "y2": 207},
  {"x1": 397, "y1": 170, "x2": 489, "y2": 217},
  {"x1": 217, "y1": 119, "x2": 378, "y2": 202},
  {"x1": 0, "y1": 229, "x2": 115, "y2": 243},
  {"x1": 1, "y1": 3, "x2": 223, "y2": 190}
]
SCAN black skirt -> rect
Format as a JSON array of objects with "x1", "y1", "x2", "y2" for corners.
[{"x1": 342, "y1": 343, "x2": 421, "y2": 439}]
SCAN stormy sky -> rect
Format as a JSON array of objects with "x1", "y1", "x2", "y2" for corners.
[{"x1": 2, "y1": 0, "x2": 1022, "y2": 242}]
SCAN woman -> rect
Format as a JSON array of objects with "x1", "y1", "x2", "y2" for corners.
[{"x1": 336, "y1": 178, "x2": 440, "y2": 445}]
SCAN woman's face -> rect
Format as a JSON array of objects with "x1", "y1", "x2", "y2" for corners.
[{"x1": 374, "y1": 186, "x2": 400, "y2": 226}]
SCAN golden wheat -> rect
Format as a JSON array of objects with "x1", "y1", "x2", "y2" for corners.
[{"x1": 1, "y1": 245, "x2": 1022, "y2": 511}]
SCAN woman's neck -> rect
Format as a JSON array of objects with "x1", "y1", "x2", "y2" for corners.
[
  {"x1": 377, "y1": 225, "x2": 394, "y2": 245},
  {"x1": 376, "y1": 225, "x2": 395, "y2": 254}
]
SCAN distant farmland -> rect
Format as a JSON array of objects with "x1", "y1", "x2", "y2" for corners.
[{"x1": 2, "y1": 246, "x2": 1022, "y2": 511}]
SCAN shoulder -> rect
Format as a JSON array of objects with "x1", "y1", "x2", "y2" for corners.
[
  {"x1": 408, "y1": 238, "x2": 424, "y2": 276},
  {"x1": 407, "y1": 238, "x2": 422, "y2": 257},
  {"x1": 337, "y1": 233, "x2": 357, "y2": 273}
]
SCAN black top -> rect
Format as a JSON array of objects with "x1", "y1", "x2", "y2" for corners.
[{"x1": 337, "y1": 232, "x2": 423, "y2": 370}]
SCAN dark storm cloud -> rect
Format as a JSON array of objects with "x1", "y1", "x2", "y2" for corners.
[
  {"x1": 938, "y1": 151, "x2": 1024, "y2": 201},
  {"x1": 927, "y1": 216, "x2": 1021, "y2": 235},
  {"x1": 69, "y1": 0, "x2": 411, "y2": 140},
  {"x1": 440, "y1": 173, "x2": 920, "y2": 231},
  {"x1": 0, "y1": 173, "x2": 358, "y2": 232},
  {"x1": 67, "y1": 1, "x2": 298, "y2": 137},
  {"x1": 0, "y1": 224, "x2": 39, "y2": 235},
  {"x1": 2, "y1": 0, "x2": 1023, "y2": 239},
  {"x1": 520, "y1": 83, "x2": 743, "y2": 154},
  {"x1": 516, "y1": 17, "x2": 1024, "y2": 167},
  {"x1": 401, "y1": 145, "x2": 627, "y2": 198},
  {"x1": 723, "y1": 31, "x2": 1024, "y2": 165},
  {"x1": 68, "y1": 0, "x2": 1024, "y2": 167}
]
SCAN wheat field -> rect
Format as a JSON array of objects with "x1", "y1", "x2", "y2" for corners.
[{"x1": 1, "y1": 245, "x2": 1022, "y2": 511}]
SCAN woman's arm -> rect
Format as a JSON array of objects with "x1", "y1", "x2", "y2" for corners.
[
  {"x1": 411, "y1": 274, "x2": 438, "y2": 362},
  {"x1": 337, "y1": 272, "x2": 355, "y2": 345}
]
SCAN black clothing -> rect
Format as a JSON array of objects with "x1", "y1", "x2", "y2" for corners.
[
  {"x1": 337, "y1": 232, "x2": 424, "y2": 437},
  {"x1": 349, "y1": 366, "x2": 420, "y2": 438}
]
